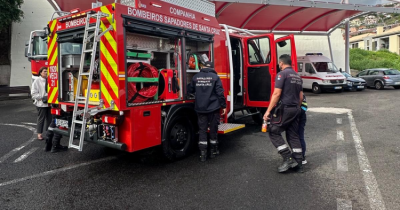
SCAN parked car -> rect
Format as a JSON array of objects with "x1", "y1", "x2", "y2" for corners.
[
  {"x1": 356, "y1": 68, "x2": 400, "y2": 90},
  {"x1": 341, "y1": 72, "x2": 366, "y2": 91}
]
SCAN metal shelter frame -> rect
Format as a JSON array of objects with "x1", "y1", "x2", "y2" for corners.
[{"x1": 212, "y1": 0, "x2": 400, "y2": 73}]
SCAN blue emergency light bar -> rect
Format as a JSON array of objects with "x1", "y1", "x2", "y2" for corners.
[{"x1": 306, "y1": 53, "x2": 323, "y2": 56}]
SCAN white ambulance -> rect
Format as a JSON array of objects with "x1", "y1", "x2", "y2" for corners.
[{"x1": 297, "y1": 53, "x2": 346, "y2": 94}]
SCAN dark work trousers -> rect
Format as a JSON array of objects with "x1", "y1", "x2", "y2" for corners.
[
  {"x1": 269, "y1": 106, "x2": 303, "y2": 161},
  {"x1": 298, "y1": 110, "x2": 307, "y2": 158},
  {"x1": 197, "y1": 110, "x2": 220, "y2": 151},
  {"x1": 37, "y1": 107, "x2": 51, "y2": 134}
]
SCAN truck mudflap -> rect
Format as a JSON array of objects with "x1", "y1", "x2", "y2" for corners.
[
  {"x1": 217, "y1": 123, "x2": 245, "y2": 134},
  {"x1": 53, "y1": 128, "x2": 127, "y2": 151}
]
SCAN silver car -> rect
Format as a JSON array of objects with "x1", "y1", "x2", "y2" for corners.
[{"x1": 356, "y1": 68, "x2": 400, "y2": 90}]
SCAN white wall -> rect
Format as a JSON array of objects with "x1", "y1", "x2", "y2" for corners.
[
  {"x1": 280, "y1": 29, "x2": 346, "y2": 71},
  {"x1": 10, "y1": 0, "x2": 55, "y2": 87}
]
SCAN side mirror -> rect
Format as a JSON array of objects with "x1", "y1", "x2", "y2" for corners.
[
  {"x1": 278, "y1": 41, "x2": 287, "y2": 48},
  {"x1": 339, "y1": 68, "x2": 342, "y2": 72},
  {"x1": 25, "y1": 41, "x2": 30, "y2": 58}
]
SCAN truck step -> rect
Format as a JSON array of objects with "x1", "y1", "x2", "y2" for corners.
[{"x1": 217, "y1": 123, "x2": 245, "y2": 134}]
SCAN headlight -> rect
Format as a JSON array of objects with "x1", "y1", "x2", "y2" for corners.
[
  {"x1": 322, "y1": 80, "x2": 331, "y2": 84},
  {"x1": 347, "y1": 81, "x2": 352, "y2": 86}
]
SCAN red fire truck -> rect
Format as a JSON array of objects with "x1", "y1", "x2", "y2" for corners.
[
  {"x1": 25, "y1": 30, "x2": 49, "y2": 84},
  {"x1": 48, "y1": 0, "x2": 297, "y2": 160}
]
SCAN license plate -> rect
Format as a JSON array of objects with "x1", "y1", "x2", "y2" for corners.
[
  {"x1": 56, "y1": 119, "x2": 68, "y2": 128},
  {"x1": 334, "y1": 86, "x2": 342, "y2": 89},
  {"x1": 357, "y1": 86, "x2": 364, "y2": 89},
  {"x1": 395, "y1": 82, "x2": 400, "y2": 85}
]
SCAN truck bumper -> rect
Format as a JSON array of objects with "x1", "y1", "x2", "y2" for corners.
[
  {"x1": 53, "y1": 128, "x2": 127, "y2": 151},
  {"x1": 320, "y1": 84, "x2": 346, "y2": 91}
]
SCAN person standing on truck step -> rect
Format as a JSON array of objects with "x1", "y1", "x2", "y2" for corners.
[
  {"x1": 31, "y1": 66, "x2": 51, "y2": 140},
  {"x1": 263, "y1": 54, "x2": 304, "y2": 173},
  {"x1": 188, "y1": 60, "x2": 226, "y2": 162}
]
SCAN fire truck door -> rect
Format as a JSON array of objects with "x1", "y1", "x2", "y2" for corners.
[
  {"x1": 275, "y1": 35, "x2": 298, "y2": 72},
  {"x1": 243, "y1": 34, "x2": 276, "y2": 107}
]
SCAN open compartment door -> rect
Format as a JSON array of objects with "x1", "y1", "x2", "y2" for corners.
[
  {"x1": 243, "y1": 34, "x2": 276, "y2": 107},
  {"x1": 275, "y1": 35, "x2": 298, "y2": 72}
]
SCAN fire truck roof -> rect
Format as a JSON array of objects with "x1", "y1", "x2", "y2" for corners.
[{"x1": 48, "y1": 0, "x2": 400, "y2": 35}]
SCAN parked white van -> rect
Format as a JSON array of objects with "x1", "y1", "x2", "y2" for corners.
[{"x1": 297, "y1": 53, "x2": 346, "y2": 94}]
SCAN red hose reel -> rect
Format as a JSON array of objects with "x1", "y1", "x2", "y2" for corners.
[{"x1": 127, "y1": 62, "x2": 159, "y2": 103}]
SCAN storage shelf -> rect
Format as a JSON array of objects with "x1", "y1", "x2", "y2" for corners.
[{"x1": 127, "y1": 59, "x2": 150, "y2": 64}]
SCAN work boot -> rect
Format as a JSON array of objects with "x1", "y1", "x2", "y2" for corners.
[
  {"x1": 51, "y1": 136, "x2": 68, "y2": 153},
  {"x1": 210, "y1": 145, "x2": 219, "y2": 158},
  {"x1": 278, "y1": 157, "x2": 298, "y2": 173},
  {"x1": 199, "y1": 150, "x2": 207, "y2": 162},
  {"x1": 292, "y1": 160, "x2": 304, "y2": 173}
]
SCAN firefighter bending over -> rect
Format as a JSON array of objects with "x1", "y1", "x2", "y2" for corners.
[
  {"x1": 264, "y1": 54, "x2": 304, "y2": 173},
  {"x1": 189, "y1": 60, "x2": 226, "y2": 162},
  {"x1": 45, "y1": 114, "x2": 68, "y2": 153}
]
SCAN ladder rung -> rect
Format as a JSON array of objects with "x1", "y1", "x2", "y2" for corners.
[
  {"x1": 80, "y1": 72, "x2": 90, "y2": 76},
  {"x1": 87, "y1": 27, "x2": 97, "y2": 30},
  {"x1": 84, "y1": 49, "x2": 93, "y2": 53},
  {"x1": 74, "y1": 120, "x2": 83, "y2": 124},
  {"x1": 77, "y1": 96, "x2": 86, "y2": 100},
  {"x1": 69, "y1": 145, "x2": 80, "y2": 149}
]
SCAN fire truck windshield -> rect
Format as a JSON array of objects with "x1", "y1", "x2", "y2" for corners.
[{"x1": 32, "y1": 36, "x2": 47, "y2": 56}]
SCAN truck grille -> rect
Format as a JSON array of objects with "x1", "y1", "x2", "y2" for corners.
[{"x1": 331, "y1": 80, "x2": 344, "y2": 84}]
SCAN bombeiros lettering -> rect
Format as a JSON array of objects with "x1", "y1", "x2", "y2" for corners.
[{"x1": 66, "y1": 17, "x2": 86, "y2": 28}]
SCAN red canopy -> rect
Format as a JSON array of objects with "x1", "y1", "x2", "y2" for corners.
[{"x1": 48, "y1": 0, "x2": 399, "y2": 34}]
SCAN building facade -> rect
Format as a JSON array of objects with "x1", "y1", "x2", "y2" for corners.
[{"x1": 350, "y1": 25, "x2": 400, "y2": 54}]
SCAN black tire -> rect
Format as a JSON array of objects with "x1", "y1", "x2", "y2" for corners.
[
  {"x1": 312, "y1": 83, "x2": 321, "y2": 94},
  {"x1": 162, "y1": 115, "x2": 195, "y2": 161},
  {"x1": 394, "y1": 86, "x2": 400, "y2": 89},
  {"x1": 375, "y1": 81, "x2": 384, "y2": 90},
  {"x1": 251, "y1": 107, "x2": 267, "y2": 125}
]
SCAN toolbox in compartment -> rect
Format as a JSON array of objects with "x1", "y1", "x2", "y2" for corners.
[{"x1": 62, "y1": 54, "x2": 81, "y2": 68}]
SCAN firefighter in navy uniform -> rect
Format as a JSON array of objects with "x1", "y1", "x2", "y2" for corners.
[
  {"x1": 44, "y1": 114, "x2": 68, "y2": 153},
  {"x1": 264, "y1": 54, "x2": 304, "y2": 173},
  {"x1": 188, "y1": 60, "x2": 226, "y2": 162}
]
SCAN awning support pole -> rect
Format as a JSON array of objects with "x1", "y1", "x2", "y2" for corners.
[
  {"x1": 327, "y1": 34, "x2": 334, "y2": 64},
  {"x1": 345, "y1": 18, "x2": 350, "y2": 74}
]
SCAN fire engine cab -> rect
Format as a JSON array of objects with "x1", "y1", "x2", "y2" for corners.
[
  {"x1": 25, "y1": 30, "x2": 49, "y2": 84},
  {"x1": 46, "y1": 0, "x2": 297, "y2": 160}
]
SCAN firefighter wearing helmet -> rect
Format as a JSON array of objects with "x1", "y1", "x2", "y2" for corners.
[{"x1": 188, "y1": 54, "x2": 226, "y2": 162}]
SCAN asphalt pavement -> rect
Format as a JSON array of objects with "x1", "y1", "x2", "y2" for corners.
[{"x1": 0, "y1": 87, "x2": 399, "y2": 210}]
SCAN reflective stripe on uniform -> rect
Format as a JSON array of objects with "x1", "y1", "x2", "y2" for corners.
[
  {"x1": 277, "y1": 144, "x2": 288, "y2": 151},
  {"x1": 210, "y1": 140, "x2": 217, "y2": 144},
  {"x1": 292, "y1": 148, "x2": 302, "y2": 153},
  {"x1": 199, "y1": 141, "x2": 208, "y2": 145}
]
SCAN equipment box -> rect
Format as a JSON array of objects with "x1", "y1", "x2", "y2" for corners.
[
  {"x1": 62, "y1": 54, "x2": 81, "y2": 68},
  {"x1": 130, "y1": 105, "x2": 162, "y2": 151}
]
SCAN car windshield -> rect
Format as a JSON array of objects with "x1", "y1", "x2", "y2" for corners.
[
  {"x1": 341, "y1": 72, "x2": 351, "y2": 78},
  {"x1": 383, "y1": 70, "x2": 400, "y2": 75},
  {"x1": 312, "y1": 62, "x2": 338, "y2": 73}
]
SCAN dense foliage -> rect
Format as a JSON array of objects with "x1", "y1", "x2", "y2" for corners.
[{"x1": 350, "y1": 48, "x2": 400, "y2": 71}]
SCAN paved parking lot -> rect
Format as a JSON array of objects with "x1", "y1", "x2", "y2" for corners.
[{"x1": 1, "y1": 87, "x2": 400, "y2": 210}]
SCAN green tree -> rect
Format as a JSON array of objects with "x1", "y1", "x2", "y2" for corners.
[{"x1": 0, "y1": 0, "x2": 24, "y2": 30}]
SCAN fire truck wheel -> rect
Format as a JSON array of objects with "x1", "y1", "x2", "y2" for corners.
[
  {"x1": 312, "y1": 83, "x2": 321, "y2": 94},
  {"x1": 251, "y1": 107, "x2": 267, "y2": 125},
  {"x1": 162, "y1": 115, "x2": 195, "y2": 161}
]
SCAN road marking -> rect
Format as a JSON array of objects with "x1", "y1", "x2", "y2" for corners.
[
  {"x1": 337, "y1": 153, "x2": 348, "y2": 172},
  {"x1": 14, "y1": 147, "x2": 39, "y2": 163},
  {"x1": 0, "y1": 124, "x2": 36, "y2": 163},
  {"x1": 309, "y1": 108, "x2": 386, "y2": 210},
  {"x1": 337, "y1": 118, "x2": 342, "y2": 124},
  {"x1": 337, "y1": 198, "x2": 352, "y2": 210},
  {"x1": 348, "y1": 111, "x2": 386, "y2": 210},
  {"x1": 0, "y1": 156, "x2": 117, "y2": 187},
  {"x1": 21, "y1": 122, "x2": 36, "y2": 126},
  {"x1": 337, "y1": 130, "x2": 344, "y2": 141}
]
